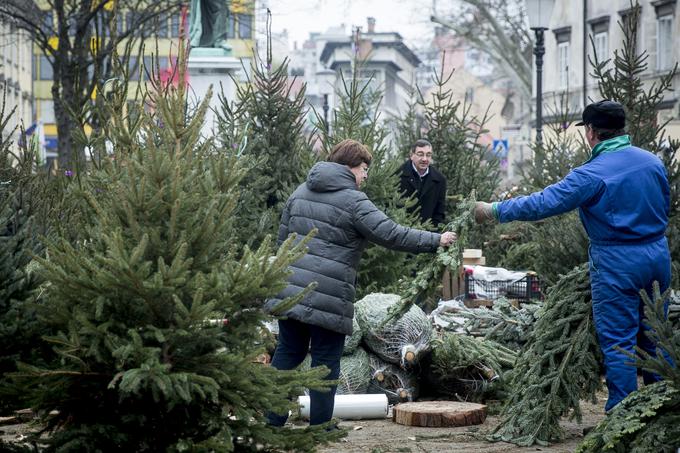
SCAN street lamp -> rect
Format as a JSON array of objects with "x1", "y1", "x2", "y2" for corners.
[
  {"x1": 526, "y1": 0, "x2": 555, "y2": 146},
  {"x1": 316, "y1": 68, "x2": 335, "y2": 131}
]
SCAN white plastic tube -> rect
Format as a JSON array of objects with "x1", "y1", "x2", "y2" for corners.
[{"x1": 297, "y1": 394, "x2": 389, "y2": 420}]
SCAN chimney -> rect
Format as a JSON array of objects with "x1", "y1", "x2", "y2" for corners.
[{"x1": 367, "y1": 17, "x2": 376, "y2": 33}]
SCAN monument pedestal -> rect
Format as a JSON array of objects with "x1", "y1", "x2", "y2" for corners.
[{"x1": 187, "y1": 48, "x2": 241, "y2": 138}]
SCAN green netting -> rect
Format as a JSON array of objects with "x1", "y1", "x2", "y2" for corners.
[
  {"x1": 299, "y1": 347, "x2": 371, "y2": 395},
  {"x1": 366, "y1": 353, "x2": 418, "y2": 404},
  {"x1": 343, "y1": 316, "x2": 362, "y2": 355},
  {"x1": 430, "y1": 331, "x2": 516, "y2": 400},
  {"x1": 456, "y1": 297, "x2": 542, "y2": 349},
  {"x1": 355, "y1": 293, "x2": 434, "y2": 367}
]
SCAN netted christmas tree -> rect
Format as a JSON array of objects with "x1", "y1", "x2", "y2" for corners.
[
  {"x1": 429, "y1": 332, "x2": 516, "y2": 401},
  {"x1": 315, "y1": 62, "x2": 426, "y2": 298},
  {"x1": 355, "y1": 293, "x2": 434, "y2": 368},
  {"x1": 366, "y1": 354, "x2": 419, "y2": 404},
  {"x1": 577, "y1": 282, "x2": 680, "y2": 453},
  {"x1": 488, "y1": 265, "x2": 602, "y2": 446},
  {"x1": 11, "y1": 47, "x2": 343, "y2": 451}
]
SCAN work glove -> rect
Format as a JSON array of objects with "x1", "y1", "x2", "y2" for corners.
[{"x1": 474, "y1": 201, "x2": 496, "y2": 224}]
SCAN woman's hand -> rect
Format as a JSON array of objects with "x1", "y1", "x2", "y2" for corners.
[{"x1": 439, "y1": 231, "x2": 457, "y2": 247}]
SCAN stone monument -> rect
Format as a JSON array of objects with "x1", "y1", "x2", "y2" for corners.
[{"x1": 187, "y1": 0, "x2": 241, "y2": 136}]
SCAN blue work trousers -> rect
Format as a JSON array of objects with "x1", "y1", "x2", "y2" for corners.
[
  {"x1": 267, "y1": 318, "x2": 345, "y2": 426},
  {"x1": 589, "y1": 238, "x2": 671, "y2": 411}
]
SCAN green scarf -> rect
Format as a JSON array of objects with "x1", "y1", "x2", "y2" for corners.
[{"x1": 587, "y1": 134, "x2": 631, "y2": 163}]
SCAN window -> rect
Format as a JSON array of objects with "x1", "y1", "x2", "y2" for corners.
[
  {"x1": 171, "y1": 14, "x2": 180, "y2": 37},
  {"x1": 558, "y1": 42, "x2": 570, "y2": 89},
  {"x1": 117, "y1": 15, "x2": 124, "y2": 35},
  {"x1": 553, "y1": 26, "x2": 571, "y2": 90},
  {"x1": 39, "y1": 55, "x2": 53, "y2": 80},
  {"x1": 32, "y1": 54, "x2": 37, "y2": 81},
  {"x1": 43, "y1": 11, "x2": 53, "y2": 34},
  {"x1": 40, "y1": 99, "x2": 55, "y2": 123},
  {"x1": 68, "y1": 16, "x2": 77, "y2": 37},
  {"x1": 128, "y1": 56, "x2": 139, "y2": 80},
  {"x1": 157, "y1": 16, "x2": 168, "y2": 38},
  {"x1": 227, "y1": 14, "x2": 235, "y2": 38},
  {"x1": 465, "y1": 87, "x2": 474, "y2": 103},
  {"x1": 593, "y1": 31, "x2": 608, "y2": 61},
  {"x1": 237, "y1": 14, "x2": 252, "y2": 39},
  {"x1": 657, "y1": 15, "x2": 673, "y2": 70},
  {"x1": 589, "y1": 16, "x2": 609, "y2": 63}
]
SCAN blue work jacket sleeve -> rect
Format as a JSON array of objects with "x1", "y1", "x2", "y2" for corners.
[{"x1": 497, "y1": 167, "x2": 601, "y2": 223}]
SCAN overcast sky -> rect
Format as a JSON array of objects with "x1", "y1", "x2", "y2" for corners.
[{"x1": 266, "y1": 0, "x2": 438, "y2": 51}]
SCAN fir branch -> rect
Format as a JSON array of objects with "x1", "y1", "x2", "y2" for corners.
[
  {"x1": 489, "y1": 264, "x2": 602, "y2": 446},
  {"x1": 386, "y1": 192, "x2": 476, "y2": 322}
]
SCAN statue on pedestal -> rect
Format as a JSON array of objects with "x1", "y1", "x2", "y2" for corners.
[{"x1": 189, "y1": 0, "x2": 232, "y2": 52}]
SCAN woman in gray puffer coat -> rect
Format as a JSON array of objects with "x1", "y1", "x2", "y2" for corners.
[{"x1": 265, "y1": 139, "x2": 456, "y2": 428}]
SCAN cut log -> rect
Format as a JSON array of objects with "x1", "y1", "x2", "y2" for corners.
[{"x1": 392, "y1": 401, "x2": 487, "y2": 427}]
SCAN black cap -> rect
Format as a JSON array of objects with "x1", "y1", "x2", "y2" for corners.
[{"x1": 575, "y1": 100, "x2": 626, "y2": 129}]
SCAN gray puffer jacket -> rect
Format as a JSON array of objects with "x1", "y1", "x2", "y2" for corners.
[{"x1": 264, "y1": 162, "x2": 441, "y2": 335}]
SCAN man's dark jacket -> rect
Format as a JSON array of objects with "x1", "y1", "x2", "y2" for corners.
[
  {"x1": 398, "y1": 160, "x2": 447, "y2": 225},
  {"x1": 265, "y1": 162, "x2": 441, "y2": 335}
]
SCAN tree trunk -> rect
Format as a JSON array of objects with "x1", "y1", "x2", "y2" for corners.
[{"x1": 392, "y1": 401, "x2": 487, "y2": 427}]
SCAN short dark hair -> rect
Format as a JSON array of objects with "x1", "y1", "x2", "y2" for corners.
[
  {"x1": 411, "y1": 139, "x2": 432, "y2": 153},
  {"x1": 589, "y1": 126, "x2": 626, "y2": 141},
  {"x1": 328, "y1": 139, "x2": 372, "y2": 167}
]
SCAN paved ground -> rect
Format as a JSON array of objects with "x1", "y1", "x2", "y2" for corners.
[{"x1": 1, "y1": 396, "x2": 606, "y2": 452}]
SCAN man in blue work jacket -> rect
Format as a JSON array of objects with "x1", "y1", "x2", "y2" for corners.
[{"x1": 474, "y1": 100, "x2": 671, "y2": 412}]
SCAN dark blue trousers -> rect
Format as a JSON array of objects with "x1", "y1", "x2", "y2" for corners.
[{"x1": 267, "y1": 319, "x2": 345, "y2": 426}]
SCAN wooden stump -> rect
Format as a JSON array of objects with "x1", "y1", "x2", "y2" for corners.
[{"x1": 392, "y1": 401, "x2": 487, "y2": 427}]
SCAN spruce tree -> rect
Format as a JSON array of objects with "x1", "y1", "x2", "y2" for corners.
[
  {"x1": 416, "y1": 66, "x2": 501, "y2": 215},
  {"x1": 0, "y1": 88, "x2": 43, "y2": 413},
  {"x1": 488, "y1": 265, "x2": 602, "y2": 446},
  {"x1": 13, "y1": 48, "x2": 343, "y2": 451},
  {"x1": 316, "y1": 67, "x2": 426, "y2": 298},
  {"x1": 576, "y1": 283, "x2": 680, "y2": 452},
  {"x1": 216, "y1": 54, "x2": 317, "y2": 248}
]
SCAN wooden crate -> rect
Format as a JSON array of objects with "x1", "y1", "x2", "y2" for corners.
[{"x1": 441, "y1": 249, "x2": 485, "y2": 300}]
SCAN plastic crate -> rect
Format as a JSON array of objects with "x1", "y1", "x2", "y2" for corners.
[{"x1": 464, "y1": 269, "x2": 543, "y2": 302}]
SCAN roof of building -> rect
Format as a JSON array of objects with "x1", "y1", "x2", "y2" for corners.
[{"x1": 319, "y1": 34, "x2": 421, "y2": 68}]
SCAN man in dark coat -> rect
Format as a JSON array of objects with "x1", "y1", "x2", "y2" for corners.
[
  {"x1": 399, "y1": 139, "x2": 447, "y2": 226},
  {"x1": 265, "y1": 139, "x2": 456, "y2": 427}
]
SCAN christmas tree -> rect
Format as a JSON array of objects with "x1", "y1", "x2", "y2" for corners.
[
  {"x1": 216, "y1": 39, "x2": 317, "y2": 248},
  {"x1": 316, "y1": 64, "x2": 426, "y2": 298},
  {"x1": 488, "y1": 265, "x2": 602, "y2": 446},
  {"x1": 416, "y1": 64, "x2": 501, "y2": 215},
  {"x1": 484, "y1": 95, "x2": 590, "y2": 284},
  {"x1": 13, "y1": 48, "x2": 343, "y2": 451},
  {"x1": 0, "y1": 87, "x2": 47, "y2": 413},
  {"x1": 576, "y1": 283, "x2": 680, "y2": 452}
]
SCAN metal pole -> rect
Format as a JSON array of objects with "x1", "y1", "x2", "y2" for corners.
[
  {"x1": 323, "y1": 93, "x2": 329, "y2": 132},
  {"x1": 532, "y1": 27, "x2": 546, "y2": 146}
]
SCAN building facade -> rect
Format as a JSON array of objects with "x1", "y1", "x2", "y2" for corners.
[
  {"x1": 319, "y1": 18, "x2": 421, "y2": 123},
  {"x1": 33, "y1": 1, "x2": 256, "y2": 166},
  {"x1": 541, "y1": 0, "x2": 679, "y2": 137},
  {"x1": 0, "y1": 18, "x2": 33, "y2": 145}
]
